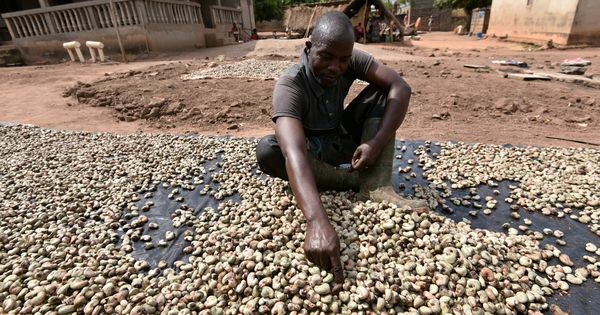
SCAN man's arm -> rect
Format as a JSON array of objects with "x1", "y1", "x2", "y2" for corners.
[
  {"x1": 351, "y1": 61, "x2": 411, "y2": 171},
  {"x1": 275, "y1": 117, "x2": 325, "y2": 223},
  {"x1": 275, "y1": 117, "x2": 344, "y2": 290}
]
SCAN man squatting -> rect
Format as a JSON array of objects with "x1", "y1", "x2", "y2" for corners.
[{"x1": 256, "y1": 12, "x2": 429, "y2": 293}]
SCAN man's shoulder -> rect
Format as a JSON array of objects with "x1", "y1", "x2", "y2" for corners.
[
  {"x1": 352, "y1": 47, "x2": 371, "y2": 57},
  {"x1": 280, "y1": 62, "x2": 302, "y2": 78},
  {"x1": 351, "y1": 48, "x2": 374, "y2": 66},
  {"x1": 276, "y1": 63, "x2": 305, "y2": 89}
]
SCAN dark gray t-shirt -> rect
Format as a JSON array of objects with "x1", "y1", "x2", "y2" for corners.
[{"x1": 272, "y1": 48, "x2": 374, "y2": 135}]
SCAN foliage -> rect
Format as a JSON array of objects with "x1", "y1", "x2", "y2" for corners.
[
  {"x1": 382, "y1": 0, "x2": 395, "y2": 13},
  {"x1": 433, "y1": 0, "x2": 492, "y2": 12},
  {"x1": 254, "y1": 0, "x2": 324, "y2": 22},
  {"x1": 397, "y1": 0, "x2": 414, "y2": 5},
  {"x1": 254, "y1": 0, "x2": 283, "y2": 22}
]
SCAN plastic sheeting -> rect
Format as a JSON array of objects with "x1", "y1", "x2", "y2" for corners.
[
  {"x1": 122, "y1": 139, "x2": 598, "y2": 314},
  {"x1": 120, "y1": 156, "x2": 236, "y2": 267}
]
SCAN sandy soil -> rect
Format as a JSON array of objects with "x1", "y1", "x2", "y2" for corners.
[{"x1": 1, "y1": 32, "x2": 599, "y2": 148}]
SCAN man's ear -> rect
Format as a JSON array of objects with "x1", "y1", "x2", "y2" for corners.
[{"x1": 305, "y1": 41, "x2": 312, "y2": 50}]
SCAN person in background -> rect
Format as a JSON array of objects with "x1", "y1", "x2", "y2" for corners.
[
  {"x1": 250, "y1": 29, "x2": 258, "y2": 40},
  {"x1": 371, "y1": 19, "x2": 381, "y2": 42},
  {"x1": 366, "y1": 20, "x2": 373, "y2": 42},
  {"x1": 354, "y1": 22, "x2": 365, "y2": 43},
  {"x1": 428, "y1": 15, "x2": 433, "y2": 32},
  {"x1": 232, "y1": 22, "x2": 240, "y2": 42},
  {"x1": 379, "y1": 21, "x2": 388, "y2": 42},
  {"x1": 392, "y1": 22, "x2": 401, "y2": 40}
]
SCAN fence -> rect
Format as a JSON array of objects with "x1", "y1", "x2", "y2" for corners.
[
  {"x1": 2, "y1": 0, "x2": 203, "y2": 40},
  {"x1": 210, "y1": 6, "x2": 242, "y2": 26}
]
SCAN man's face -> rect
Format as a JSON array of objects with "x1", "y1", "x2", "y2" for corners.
[{"x1": 308, "y1": 39, "x2": 354, "y2": 87}]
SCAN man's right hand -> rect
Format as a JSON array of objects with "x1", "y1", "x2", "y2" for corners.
[
  {"x1": 275, "y1": 117, "x2": 345, "y2": 292},
  {"x1": 304, "y1": 218, "x2": 344, "y2": 292}
]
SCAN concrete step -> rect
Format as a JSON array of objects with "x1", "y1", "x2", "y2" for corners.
[{"x1": 0, "y1": 44, "x2": 24, "y2": 67}]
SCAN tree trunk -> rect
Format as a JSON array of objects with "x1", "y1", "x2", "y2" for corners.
[
  {"x1": 464, "y1": 7, "x2": 474, "y2": 33},
  {"x1": 465, "y1": 11, "x2": 472, "y2": 32}
]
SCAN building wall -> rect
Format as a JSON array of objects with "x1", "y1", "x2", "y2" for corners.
[
  {"x1": 146, "y1": 24, "x2": 206, "y2": 50},
  {"x1": 196, "y1": 0, "x2": 254, "y2": 39},
  {"x1": 411, "y1": 0, "x2": 434, "y2": 15},
  {"x1": 204, "y1": 23, "x2": 236, "y2": 47},
  {"x1": 487, "y1": 0, "x2": 579, "y2": 45},
  {"x1": 0, "y1": 0, "x2": 40, "y2": 13},
  {"x1": 2, "y1": 0, "x2": 255, "y2": 64},
  {"x1": 189, "y1": 0, "x2": 216, "y2": 27},
  {"x1": 470, "y1": 8, "x2": 490, "y2": 34},
  {"x1": 569, "y1": 0, "x2": 600, "y2": 45},
  {"x1": 13, "y1": 24, "x2": 206, "y2": 63},
  {"x1": 0, "y1": 0, "x2": 40, "y2": 41},
  {"x1": 239, "y1": 0, "x2": 255, "y2": 34},
  {"x1": 14, "y1": 26, "x2": 147, "y2": 63},
  {"x1": 256, "y1": 20, "x2": 283, "y2": 32}
]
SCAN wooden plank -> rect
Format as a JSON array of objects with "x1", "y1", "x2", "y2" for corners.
[
  {"x1": 109, "y1": 0, "x2": 127, "y2": 62},
  {"x1": 545, "y1": 136, "x2": 599, "y2": 146},
  {"x1": 506, "y1": 73, "x2": 551, "y2": 81},
  {"x1": 532, "y1": 71, "x2": 596, "y2": 83},
  {"x1": 362, "y1": 1, "x2": 367, "y2": 43},
  {"x1": 464, "y1": 64, "x2": 489, "y2": 69},
  {"x1": 5, "y1": 18, "x2": 17, "y2": 39}
]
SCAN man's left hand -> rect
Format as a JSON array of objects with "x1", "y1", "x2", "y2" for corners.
[{"x1": 351, "y1": 140, "x2": 381, "y2": 171}]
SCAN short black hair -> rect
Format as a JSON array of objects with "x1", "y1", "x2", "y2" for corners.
[{"x1": 311, "y1": 12, "x2": 354, "y2": 46}]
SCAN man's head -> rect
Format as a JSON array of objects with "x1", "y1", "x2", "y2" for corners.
[{"x1": 306, "y1": 12, "x2": 354, "y2": 87}]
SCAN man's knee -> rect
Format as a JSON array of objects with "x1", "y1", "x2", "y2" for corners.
[
  {"x1": 256, "y1": 135, "x2": 278, "y2": 168},
  {"x1": 256, "y1": 135, "x2": 288, "y2": 180}
]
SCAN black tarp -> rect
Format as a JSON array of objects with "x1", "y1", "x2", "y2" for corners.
[{"x1": 122, "y1": 139, "x2": 598, "y2": 314}]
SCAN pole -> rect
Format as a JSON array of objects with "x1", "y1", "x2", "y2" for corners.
[
  {"x1": 363, "y1": 2, "x2": 368, "y2": 43},
  {"x1": 109, "y1": 0, "x2": 127, "y2": 62},
  {"x1": 304, "y1": 6, "x2": 317, "y2": 38},
  {"x1": 142, "y1": 24, "x2": 151, "y2": 55},
  {"x1": 545, "y1": 136, "x2": 599, "y2": 146},
  {"x1": 407, "y1": 2, "x2": 411, "y2": 26}
]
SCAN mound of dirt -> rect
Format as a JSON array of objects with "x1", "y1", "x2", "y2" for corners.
[
  {"x1": 59, "y1": 47, "x2": 600, "y2": 145},
  {"x1": 63, "y1": 62, "x2": 275, "y2": 130}
]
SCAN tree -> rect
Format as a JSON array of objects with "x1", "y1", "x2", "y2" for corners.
[
  {"x1": 434, "y1": 0, "x2": 491, "y2": 12},
  {"x1": 254, "y1": 0, "x2": 283, "y2": 22},
  {"x1": 382, "y1": 0, "x2": 395, "y2": 13}
]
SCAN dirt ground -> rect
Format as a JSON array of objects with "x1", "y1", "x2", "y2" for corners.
[{"x1": 1, "y1": 32, "x2": 599, "y2": 148}]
